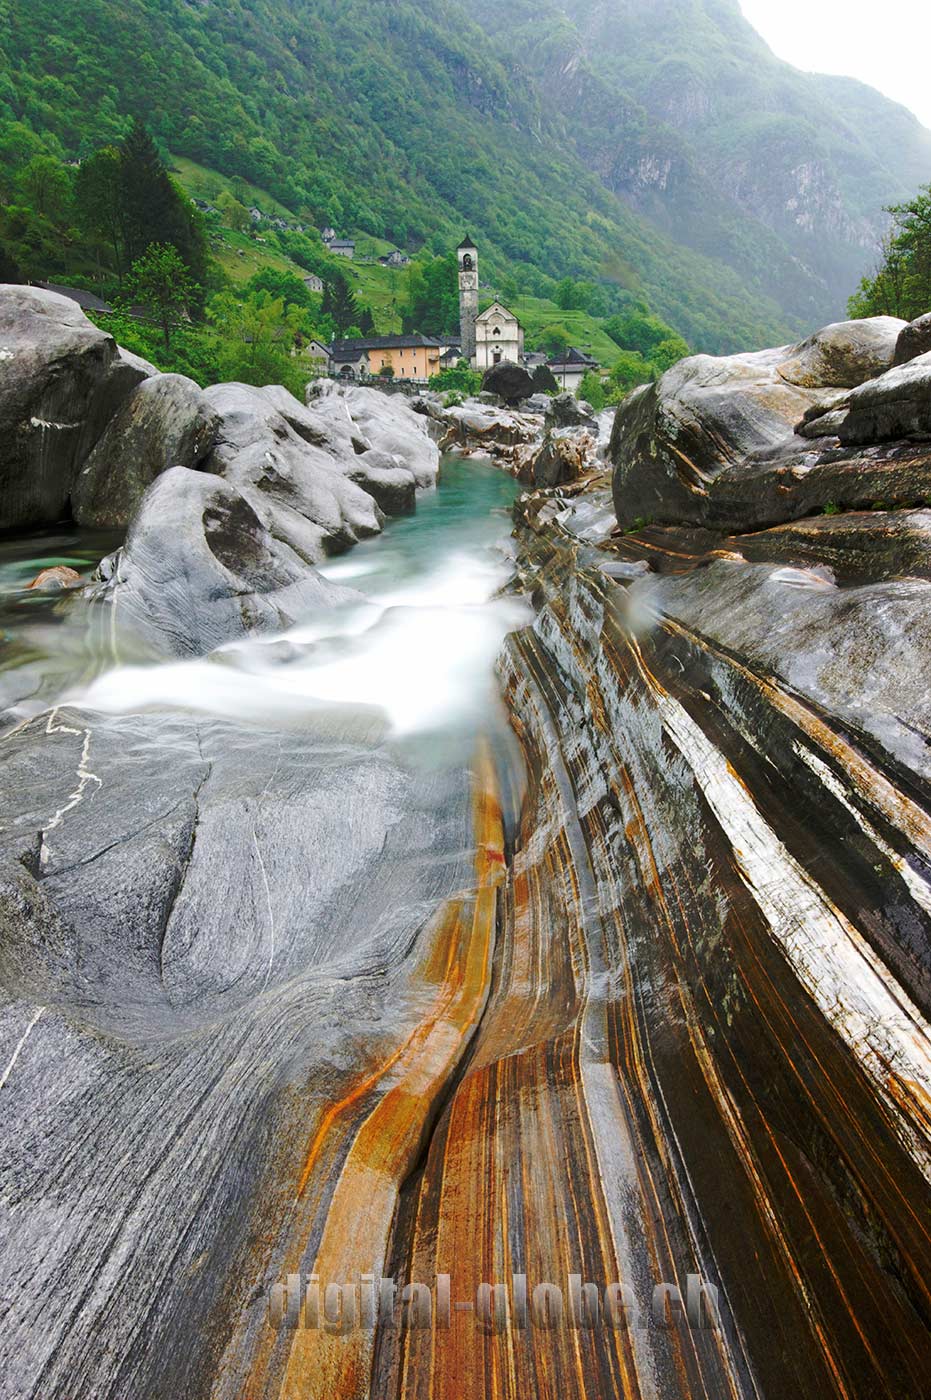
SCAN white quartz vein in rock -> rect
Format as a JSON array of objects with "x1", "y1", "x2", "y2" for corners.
[
  {"x1": 0, "y1": 1007, "x2": 46, "y2": 1091},
  {"x1": 40, "y1": 709, "x2": 103, "y2": 864}
]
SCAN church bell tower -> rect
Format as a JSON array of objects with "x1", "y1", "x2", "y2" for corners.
[{"x1": 458, "y1": 236, "x2": 478, "y2": 365}]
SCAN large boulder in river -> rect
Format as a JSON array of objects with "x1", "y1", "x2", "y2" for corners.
[
  {"x1": 89, "y1": 467, "x2": 357, "y2": 657},
  {"x1": 776, "y1": 316, "x2": 905, "y2": 388},
  {"x1": 71, "y1": 374, "x2": 220, "y2": 528},
  {"x1": 203, "y1": 382, "x2": 384, "y2": 563},
  {"x1": 608, "y1": 321, "x2": 931, "y2": 531},
  {"x1": 546, "y1": 391, "x2": 594, "y2": 429},
  {"x1": 480, "y1": 360, "x2": 535, "y2": 406},
  {"x1": 893, "y1": 313, "x2": 931, "y2": 367},
  {"x1": 347, "y1": 449, "x2": 416, "y2": 515},
  {"x1": 311, "y1": 380, "x2": 440, "y2": 487},
  {"x1": 530, "y1": 427, "x2": 597, "y2": 488},
  {"x1": 839, "y1": 352, "x2": 931, "y2": 445},
  {"x1": 610, "y1": 345, "x2": 822, "y2": 529},
  {"x1": 0, "y1": 285, "x2": 148, "y2": 528}
]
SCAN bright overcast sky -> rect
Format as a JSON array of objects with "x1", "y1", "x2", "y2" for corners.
[{"x1": 739, "y1": 0, "x2": 931, "y2": 129}]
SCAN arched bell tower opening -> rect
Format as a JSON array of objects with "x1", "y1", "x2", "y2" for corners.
[{"x1": 457, "y1": 236, "x2": 478, "y2": 366}]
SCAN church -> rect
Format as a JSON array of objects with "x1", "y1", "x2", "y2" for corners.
[{"x1": 457, "y1": 237, "x2": 524, "y2": 372}]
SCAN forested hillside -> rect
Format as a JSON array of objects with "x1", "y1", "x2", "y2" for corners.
[
  {"x1": 2, "y1": 0, "x2": 928, "y2": 355},
  {"x1": 0, "y1": 0, "x2": 798, "y2": 351},
  {"x1": 491, "y1": 0, "x2": 931, "y2": 319}
]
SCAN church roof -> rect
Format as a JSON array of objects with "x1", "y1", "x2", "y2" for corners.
[
  {"x1": 475, "y1": 300, "x2": 523, "y2": 328},
  {"x1": 458, "y1": 235, "x2": 477, "y2": 250}
]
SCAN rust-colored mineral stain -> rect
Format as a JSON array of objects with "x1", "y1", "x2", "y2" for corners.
[{"x1": 273, "y1": 743, "x2": 505, "y2": 1400}]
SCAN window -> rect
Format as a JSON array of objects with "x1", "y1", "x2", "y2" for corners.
[{"x1": 493, "y1": 327, "x2": 501, "y2": 337}]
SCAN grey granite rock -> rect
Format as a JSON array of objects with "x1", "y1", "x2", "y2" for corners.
[
  {"x1": 480, "y1": 360, "x2": 535, "y2": 405},
  {"x1": 840, "y1": 351, "x2": 931, "y2": 444},
  {"x1": 546, "y1": 391, "x2": 594, "y2": 428},
  {"x1": 778, "y1": 316, "x2": 906, "y2": 388},
  {"x1": 71, "y1": 374, "x2": 220, "y2": 528},
  {"x1": 316, "y1": 380, "x2": 440, "y2": 488},
  {"x1": 347, "y1": 449, "x2": 417, "y2": 515},
  {"x1": 203, "y1": 382, "x2": 384, "y2": 563},
  {"x1": 894, "y1": 313, "x2": 931, "y2": 367},
  {"x1": 0, "y1": 286, "x2": 147, "y2": 528},
  {"x1": 87, "y1": 466, "x2": 357, "y2": 656}
]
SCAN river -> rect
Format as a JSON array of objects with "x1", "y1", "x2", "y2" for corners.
[{"x1": 1, "y1": 455, "x2": 528, "y2": 775}]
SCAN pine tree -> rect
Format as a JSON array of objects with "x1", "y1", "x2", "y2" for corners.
[
  {"x1": 322, "y1": 271, "x2": 357, "y2": 335},
  {"x1": 118, "y1": 122, "x2": 208, "y2": 289},
  {"x1": 357, "y1": 305, "x2": 375, "y2": 335}
]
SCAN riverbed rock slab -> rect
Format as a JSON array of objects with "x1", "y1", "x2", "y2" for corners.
[
  {"x1": 71, "y1": 374, "x2": 220, "y2": 528},
  {"x1": 839, "y1": 352, "x2": 931, "y2": 444},
  {"x1": 318, "y1": 381, "x2": 440, "y2": 487},
  {"x1": 777, "y1": 316, "x2": 906, "y2": 389},
  {"x1": 203, "y1": 382, "x2": 384, "y2": 563},
  {"x1": 894, "y1": 313, "x2": 931, "y2": 366},
  {"x1": 0, "y1": 285, "x2": 147, "y2": 528},
  {"x1": 610, "y1": 323, "x2": 931, "y2": 530},
  {"x1": 546, "y1": 392, "x2": 595, "y2": 428},
  {"x1": 347, "y1": 449, "x2": 417, "y2": 515},
  {"x1": 530, "y1": 427, "x2": 598, "y2": 488},
  {"x1": 88, "y1": 466, "x2": 357, "y2": 656}
]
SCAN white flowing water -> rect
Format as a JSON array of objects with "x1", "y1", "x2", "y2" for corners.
[{"x1": 2, "y1": 456, "x2": 530, "y2": 767}]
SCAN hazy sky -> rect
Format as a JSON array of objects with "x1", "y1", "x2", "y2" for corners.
[{"x1": 739, "y1": 0, "x2": 931, "y2": 128}]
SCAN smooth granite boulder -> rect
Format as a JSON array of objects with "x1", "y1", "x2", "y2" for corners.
[
  {"x1": 610, "y1": 322, "x2": 931, "y2": 531},
  {"x1": 88, "y1": 466, "x2": 357, "y2": 656},
  {"x1": 347, "y1": 449, "x2": 417, "y2": 515},
  {"x1": 546, "y1": 391, "x2": 595, "y2": 429},
  {"x1": 610, "y1": 346, "x2": 821, "y2": 528},
  {"x1": 0, "y1": 285, "x2": 147, "y2": 528},
  {"x1": 317, "y1": 380, "x2": 440, "y2": 487},
  {"x1": 71, "y1": 374, "x2": 220, "y2": 528},
  {"x1": 480, "y1": 359, "x2": 535, "y2": 406},
  {"x1": 203, "y1": 382, "x2": 384, "y2": 563},
  {"x1": 777, "y1": 316, "x2": 906, "y2": 389},
  {"x1": 894, "y1": 313, "x2": 931, "y2": 367},
  {"x1": 530, "y1": 427, "x2": 596, "y2": 488},
  {"x1": 839, "y1": 352, "x2": 931, "y2": 444}
]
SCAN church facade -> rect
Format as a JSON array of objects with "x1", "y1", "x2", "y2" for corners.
[
  {"x1": 457, "y1": 237, "x2": 524, "y2": 371},
  {"x1": 474, "y1": 301, "x2": 524, "y2": 372}
]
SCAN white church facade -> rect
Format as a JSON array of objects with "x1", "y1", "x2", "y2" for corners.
[{"x1": 474, "y1": 301, "x2": 524, "y2": 372}]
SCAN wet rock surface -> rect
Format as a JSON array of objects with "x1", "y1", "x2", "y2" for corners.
[
  {"x1": 894, "y1": 312, "x2": 931, "y2": 366},
  {"x1": 493, "y1": 456, "x2": 931, "y2": 1394},
  {"x1": 87, "y1": 466, "x2": 359, "y2": 656},
  {"x1": 0, "y1": 286, "x2": 148, "y2": 529},
  {"x1": 777, "y1": 315, "x2": 905, "y2": 388},
  {"x1": 0, "y1": 703, "x2": 480, "y2": 1400},
  {"x1": 610, "y1": 328, "x2": 931, "y2": 531},
  {"x1": 546, "y1": 390, "x2": 594, "y2": 428},
  {"x1": 71, "y1": 373, "x2": 220, "y2": 529},
  {"x1": 839, "y1": 351, "x2": 931, "y2": 444},
  {"x1": 4, "y1": 304, "x2": 931, "y2": 1400}
]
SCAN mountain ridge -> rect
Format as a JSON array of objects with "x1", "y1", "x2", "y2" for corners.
[{"x1": 2, "y1": 0, "x2": 928, "y2": 352}]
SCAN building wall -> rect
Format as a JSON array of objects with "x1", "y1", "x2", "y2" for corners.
[
  {"x1": 365, "y1": 344, "x2": 441, "y2": 382},
  {"x1": 475, "y1": 308, "x2": 524, "y2": 372},
  {"x1": 549, "y1": 365, "x2": 587, "y2": 393}
]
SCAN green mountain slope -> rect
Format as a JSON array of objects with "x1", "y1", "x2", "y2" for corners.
[
  {"x1": 1, "y1": 0, "x2": 927, "y2": 353},
  {"x1": 492, "y1": 0, "x2": 931, "y2": 320}
]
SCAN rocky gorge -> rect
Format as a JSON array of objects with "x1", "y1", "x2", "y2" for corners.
[{"x1": 1, "y1": 286, "x2": 930, "y2": 1398}]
